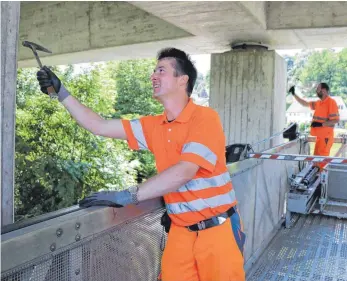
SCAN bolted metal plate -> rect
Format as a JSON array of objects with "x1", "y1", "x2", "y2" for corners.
[
  {"x1": 1, "y1": 209, "x2": 165, "y2": 281},
  {"x1": 247, "y1": 214, "x2": 347, "y2": 281}
]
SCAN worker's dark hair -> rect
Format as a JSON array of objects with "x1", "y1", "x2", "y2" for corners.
[
  {"x1": 320, "y1": 82, "x2": 330, "y2": 92},
  {"x1": 157, "y1": 48, "x2": 197, "y2": 96}
]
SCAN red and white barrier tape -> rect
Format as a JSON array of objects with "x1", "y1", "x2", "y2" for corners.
[
  {"x1": 248, "y1": 153, "x2": 347, "y2": 164},
  {"x1": 307, "y1": 136, "x2": 347, "y2": 144}
]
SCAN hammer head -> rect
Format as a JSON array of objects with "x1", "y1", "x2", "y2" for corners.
[{"x1": 22, "y1": 41, "x2": 52, "y2": 54}]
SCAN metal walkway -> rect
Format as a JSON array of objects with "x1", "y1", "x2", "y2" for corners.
[{"x1": 247, "y1": 214, "x2": 347, "y2": 281}]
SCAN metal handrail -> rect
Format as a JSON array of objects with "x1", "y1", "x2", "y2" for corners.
[
  {"x1": 1, "y1": 205, "x2": 81, "y2": 235},
  {"x1": 1, "y1": 198, "x2": 164, "y2": 272}
]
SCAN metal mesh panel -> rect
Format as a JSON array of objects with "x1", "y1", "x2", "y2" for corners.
[
  {"x1": 327, "y1": 164, "x2": 347, "y2": 200},
  {"x1": 247, "y1": 214, "x2": 347, "y2": 281},
  {"x1": 1, "y1": 209, "x2": 165, "y2": 281}
]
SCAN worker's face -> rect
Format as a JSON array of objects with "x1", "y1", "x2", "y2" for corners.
[
  {"x1": 150, "y1": 58, "x2": 186, "y2": 98},
  {"x1": 316, "y1": 84, "x2": 324, "y2": 99}
]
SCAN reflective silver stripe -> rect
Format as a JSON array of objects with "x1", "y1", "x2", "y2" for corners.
[
  {"x1": 177, "y1": 172, "x2": 231, "y2": 193},
  {"x1": 166, "y1": 189, "x2": 236, "y2": 214},
  {"x1": 329, "y1": 113, "x2": 340, "y2": 117},
  {"x1": 182, "y1": 142, "x2": 217, "y2": 166},
  {"x1": 130, "y1": 119, "x2": 148, "y2": 150},
  {"x1": 313, "y1": 116, "x2": 329, "y2": 121}
]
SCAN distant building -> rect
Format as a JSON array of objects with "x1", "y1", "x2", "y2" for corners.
[{"x1": 286, "y1": 96, "x2": 347, "y2": 128}]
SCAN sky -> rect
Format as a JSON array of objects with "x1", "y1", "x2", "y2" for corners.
[{"x1": 191, "y1": 54, "x2": 211, "y2": 76}]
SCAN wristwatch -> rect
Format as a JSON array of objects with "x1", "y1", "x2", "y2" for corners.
[{"x1": 129, "y1": 185, "x2": 139, "y2": 205}]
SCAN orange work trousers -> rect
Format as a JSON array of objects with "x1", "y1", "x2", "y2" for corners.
[
  {"x1": 161, "y1": 207, "x2": 245, "y2": 281},
  {"x1": 313, "y1": 135, "x2": 334, "y2": 169}
]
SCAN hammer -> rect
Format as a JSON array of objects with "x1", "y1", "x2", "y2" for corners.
[{"x1": 22, "y1": 41, "x2": 58, "y2": 99}]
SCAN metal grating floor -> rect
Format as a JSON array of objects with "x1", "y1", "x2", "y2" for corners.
[{"x1": 247, "y1": 214, "x2": 347, "y2": 281}]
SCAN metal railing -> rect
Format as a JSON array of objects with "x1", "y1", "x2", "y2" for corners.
[
  {"x1": 1, "y1": 199, "x2": 165, "y2": 281},
  {"x1": 1, "y1": 138, "x2": 308, "y2": 280}
]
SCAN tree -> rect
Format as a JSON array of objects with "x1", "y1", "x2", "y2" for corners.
[
  {"x1": 299, "y1": 49, "x2": 338, "y2": 95},
  {"x1": 15, "y1": 65, "x2": 138, "y2": 220},
  {"x1": 111, "y1": 59, "x2": 163, "y2": 117},
  {"x1": 286, "y1": 50, "x2": 314, "y2": 91},
  {"x1": 335, "y1": 48, "x2": 347, "y2": 96}
]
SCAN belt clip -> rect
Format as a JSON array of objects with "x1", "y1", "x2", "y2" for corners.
[{"x1": 197, "y1": 220, "x2": 206, "y2": 230}]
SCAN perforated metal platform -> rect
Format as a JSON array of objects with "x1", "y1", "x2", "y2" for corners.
[{"x1": 247, "y1": 214, "x2": 347, "y2": 281}]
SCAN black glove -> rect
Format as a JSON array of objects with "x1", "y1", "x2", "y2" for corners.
[
  {"x1": 311, "y1": 121, "x2": 323, "y2": 128},
  {"x1": 36, "y1": 66, "x2": 61, "y2": 95},
  {"x1": 79, "y1": 190, "x2": 133, "y2": 208},
  {"x1": 288, "y1": 86, "x2": 295, "y2": 96}
]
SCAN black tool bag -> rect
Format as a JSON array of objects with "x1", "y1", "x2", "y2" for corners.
[
  {"x1": 283, "y1": 123, "x2": 298, "y2": 141},
  {"x1": 225, "y1": 143, "x2": 253, "y2": 163},
  {"x1": 160, "y1": 211, "x2": 171, "y2": 233}
]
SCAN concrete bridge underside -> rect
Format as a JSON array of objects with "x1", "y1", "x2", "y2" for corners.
[{"x1": 17, "y1": 1, "x2": 347, "y2": 67}]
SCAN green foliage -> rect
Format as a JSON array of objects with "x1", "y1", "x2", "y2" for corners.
[
  {"x1": 287, "y1": 48, "x2": 347, "y2": 103},
  {"x1": 15, "y1": 58, "x2": 172, "y2": 220},
  {"x1": 112, "y1": 59, "x2": 163, "y2": 117},
  {"x1": 300, "y1": 50, "x2": 337, "y2": 95},
  {"x1": 15, "y1": 64, "x2": 138, "y2": 220}
]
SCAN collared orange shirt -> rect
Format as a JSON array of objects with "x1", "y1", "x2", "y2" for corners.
[
  {"x1": 122, "y1": 99, "x2": 237, "y2": 226},
  {"x1": 309, "y1": 96, "x2": 339, "y2": 137}
]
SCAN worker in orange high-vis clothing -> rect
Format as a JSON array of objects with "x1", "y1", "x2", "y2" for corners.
[
  {"x1": 289, "y1": 83, "x2": 340, "y2": 164},
  {"x1": 36, "y1": 48, "x2": 245, "y2": 281}
]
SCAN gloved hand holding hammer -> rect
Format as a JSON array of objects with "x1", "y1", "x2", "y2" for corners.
[
  {"x1": 37, "y1": 66, "x2": 70, "y2": 102},
  {"x1": 288, "y1": 86, "x2": 295, "y2": 96}
]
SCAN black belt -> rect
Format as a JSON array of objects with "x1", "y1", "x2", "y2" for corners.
[{"x1": 187, "y1": 206, "x2": 236, "y2": 232}]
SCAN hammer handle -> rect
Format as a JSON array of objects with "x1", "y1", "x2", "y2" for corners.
[{"x1": 47, "y1": 86, "x2": 59, "y2": 99}]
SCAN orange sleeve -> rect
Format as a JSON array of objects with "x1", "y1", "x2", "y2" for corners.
[
  {"x1": 328, "y1": 99, "x2": 340, "y2": 120},
  {"x1": 121, "y1": 117, "x2": 154, "y2": 152},
  {"x1": 309, "y1": 101, "x2": 316, "y2": 110},
  {"x1": 180, "y1": 110, "x2": 224, "y2": 173}
]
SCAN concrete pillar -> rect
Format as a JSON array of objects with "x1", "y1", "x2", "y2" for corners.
[
  {"x1": 1, "y1": 1, "x2": 20, "y2": 225},
  {"x1": 210, "y1": 50, "x2": 286, "y2": 151}
]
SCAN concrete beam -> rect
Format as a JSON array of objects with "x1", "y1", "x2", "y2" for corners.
[
  {"x1": 132, "y1": 1, "x2": 264, "y2": 38},
  {"x1": 18, "y1": 1, "x2": 192, "y2": 66},
  {"x1": 1, "y1": 1, "x2": 20, "y2": 226},
  {"x1": 267, "y1": 1, "x2": 347, "y2": 30},
  {"x1": 238, "y1": 1, "x2": 266, "y2": 30},
  {"x1": 18, "y1": 1, "x2": 347, "y2": 67}
]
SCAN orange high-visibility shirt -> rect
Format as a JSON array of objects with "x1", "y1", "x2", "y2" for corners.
[
  {"x1": 309, "y1": 96, "x2": 339, "y2": 137},
  {"x1": 122, "y1": 99, "x2": 237, "y2": 226}
]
